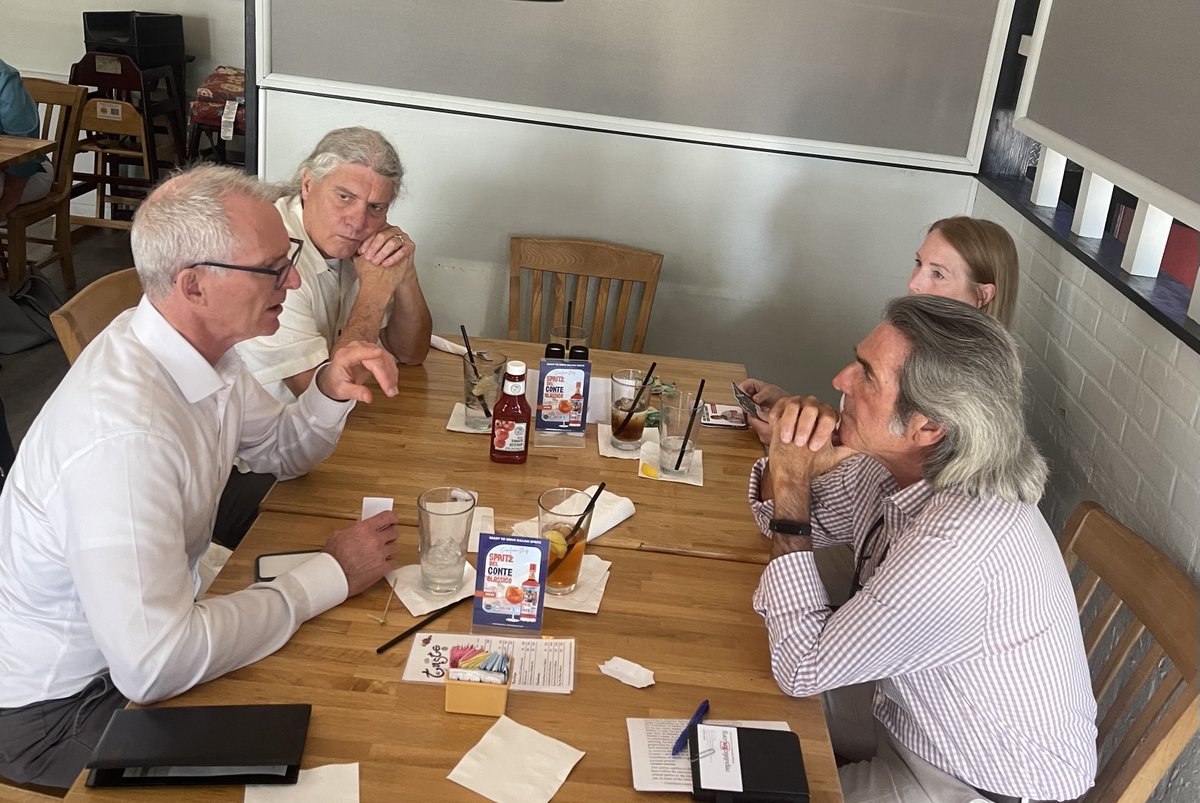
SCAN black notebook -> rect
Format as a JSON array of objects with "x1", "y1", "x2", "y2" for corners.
[
  {"x1": 85, "y1": 704, "x2": 311, "y2": 787},
  {"x1": 688, "y1": 724, "x2": 809, "y2": 802}
]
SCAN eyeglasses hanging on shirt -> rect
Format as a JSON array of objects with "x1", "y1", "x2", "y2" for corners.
[{"x1": 834, "y1": 515, "x2": 890, "y2": 609}]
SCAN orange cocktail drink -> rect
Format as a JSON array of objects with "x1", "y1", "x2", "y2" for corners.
[{"x1": 538, "y1": 488, "x2": 593, "y2": 595}]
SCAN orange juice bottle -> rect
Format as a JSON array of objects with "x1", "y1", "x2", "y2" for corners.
[{"x1": 490, "y1": 361, "x2": 532, "y2": 464}]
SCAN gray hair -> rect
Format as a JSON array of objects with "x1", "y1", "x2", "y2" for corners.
[
  {"x1": 884, "y1": 295, "x2": 1047, "y2": 503},
  {"x1": 284, "y1": 127, "x2": 404, "y2": 201},
  {"x1": 131, "y1": 164, "x2": 277, "y2": 301}
]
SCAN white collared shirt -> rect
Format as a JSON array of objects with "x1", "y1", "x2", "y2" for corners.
[
  {"x1": 235, "y1": 194, "x2": 364, "y2": 404},
  {"x1": 0, "y1": 297, "x2": 353, "y2": 707}
]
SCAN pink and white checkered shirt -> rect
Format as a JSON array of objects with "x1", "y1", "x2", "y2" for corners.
[{"x1": 749, "y1": 456, "x2": 1097, "y2": 800}]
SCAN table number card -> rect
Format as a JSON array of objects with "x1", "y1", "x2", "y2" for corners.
[
  {"x1": 473, "y1": 534, "x2": 548, "y2": 633},
  {"x1": 535, "y1": 359, "x2": 591, "y2": 434}
]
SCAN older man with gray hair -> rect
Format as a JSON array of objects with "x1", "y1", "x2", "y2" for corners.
[
  {"x1": 749, "y1": 295, "x2": 1096, "y2": 803},
  {"x1": 0, "y1": 164, "x2": 401, "y2": 789},
  {"x1": 236, "y1": 126, "x2": 432, "y2": 404}
]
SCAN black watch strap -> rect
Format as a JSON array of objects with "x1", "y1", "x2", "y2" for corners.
[{"x1": 769, "y1": 519, "x2": 812, "y2": 536}]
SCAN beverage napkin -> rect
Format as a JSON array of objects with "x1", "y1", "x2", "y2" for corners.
[
  {"x1": 448, "y1": 716, "x2": 584, "y2": 803},
  {"x1": 510, "y1": 485, "x2": 635, "y2": 542},
  {"x1": 543, "y1": 555, "x2": 611, "y2": 614},
  {"x1": 637, "y1": 442, "x2": 704, "y2": 486},
  {"x1": 599, "y1": 656, "x2": 655, "y2": 688},
  {"x1": 430, "y1": 334, "x2": 468, "y2": 356},
  {"x1": 467, "y1": 507, "x2": 496, "y2": 552},
  {"x1": 445, "y1": 402, "x2": 490, "y2": 434},
  {"x1": 386, "y1": 563, "x2": 475, "y2": 616}
]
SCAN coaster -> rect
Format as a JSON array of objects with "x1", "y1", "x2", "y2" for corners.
[
  {"x1": 446, "y1": 402, "x2": 491, "y2": 434},
  {"x1": 637, "y1": 441, "x2": 704, "y2": 486},
  {"x1": 597, "y1": 422, "x2": 659, "y2": 460}
]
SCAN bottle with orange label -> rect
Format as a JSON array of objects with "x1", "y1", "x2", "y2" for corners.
[
  {"x1": 520, "y1": 563, "x2": 540, "y2": 621},
  {"x1": 490, "y1": 361, "x2": 532, "y2": 464}
]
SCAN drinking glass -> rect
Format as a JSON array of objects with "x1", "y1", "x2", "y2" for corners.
[
  {"x1": 462, "y1": 351, "x2": 506, "y2": 431},
  {"x1": 658, "y1": 390, "x2": 700, "y2": 475},
  {"x1": 417, "y1": 487, "x2": 476, "y2": 593},
  {"x1": 609, "y1": 369, "x2": 649, "y2": 450},
  {"x1": 538, "y1": 487, "x2": 593, "y2": 595}
]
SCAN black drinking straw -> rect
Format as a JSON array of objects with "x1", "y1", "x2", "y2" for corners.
[
  {"x1": 548, "y1": 482, "x2": 606, "y2": 574},
  {"x1": 674, "y1": 379, "x2": 705, "y2": 471},
  {"x1": 613, "y1": 361, "x2": 657, "y2": 436},
  {"x1": 460, "y1": 324, "x2": 491, "y2": 418}
]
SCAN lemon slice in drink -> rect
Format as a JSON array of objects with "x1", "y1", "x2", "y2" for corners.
[{"x1": 545, "y1": 529, "x2": 569, "y2": 559}]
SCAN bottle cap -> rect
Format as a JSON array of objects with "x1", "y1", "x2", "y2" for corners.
[
  {"x1": 544, "y1": 343, "x2": 566, "y2": 359},
  {"x1": 506, "y1": 360, "x2": 527, "y2": 376},
  {"x1": 568, "y1": 345, "x2": 590, "y2": 361}
]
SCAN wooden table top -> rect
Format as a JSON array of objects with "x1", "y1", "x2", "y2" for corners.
[
  {"x1": 66, "y1": 511, "x2": 841, "y2": 802},
  {"x1": 262, "y1": 338, "x2": 774, "y2": 564},
  {"x1": 0, "y1": 135, "x2": 54, "y2": 170}
]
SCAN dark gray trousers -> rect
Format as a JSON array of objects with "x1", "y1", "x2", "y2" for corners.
[{"x1": 0, "y1": 673, "x2": 127, "y2": 789}]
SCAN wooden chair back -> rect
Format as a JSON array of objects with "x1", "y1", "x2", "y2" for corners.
[
  {"x1": 49, "y1": 268, "x2": 143, "y2": 364},
  {"x1": 1060, "y1": 501, "x2": 1199, "y2": 802},
  {"x1": 71, "y1": 99, "x2": 153, "y2": 231},
  {"x1": 0, "y1": 78, "x2": 85, "y2": 292},
  {"x1": 508, "y1": 236, "x2": 662, "y2": 353}
]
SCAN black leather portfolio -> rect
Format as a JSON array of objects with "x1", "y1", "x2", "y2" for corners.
[
  {"x1": 688, "y1": 725, "x2": 809, "y2": 802},
  {"x1": 85, "y1": 703, "x2": 311, "y2": 787}
]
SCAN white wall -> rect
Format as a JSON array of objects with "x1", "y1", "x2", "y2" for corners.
[
  {"x1": 261, "y1": 90, "x2": 978, "y2": 398},
  {"x1": 0, "y1": 0, "x2": 243, "y2": 91},
  {"x1": 971, "y1": 185, "x2": 1200, "y2": 802}
]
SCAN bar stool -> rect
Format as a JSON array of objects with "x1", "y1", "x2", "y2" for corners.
[{"x1": 188, "y1": 66, "x2": 246, "y2": 165}]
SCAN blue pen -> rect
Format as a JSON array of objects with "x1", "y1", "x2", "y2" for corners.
[{"x1": 671, "y1": 699, "x2": 710, "y2": 756}]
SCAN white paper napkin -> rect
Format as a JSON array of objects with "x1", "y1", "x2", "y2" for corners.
[
  {"x1": 596, "y1": 422, "x2": 659, "y2": 459},
  {"x1": 448, "y1": 716, "x2": 584, "y2": 803},
  {"x1": 446, "y1": 402, "x2": 494, "y2": 434},
  {"x1": 543, "y1": 555, "x2": 611, "y2": 614},
  {"x1": 468, "y1": 507, "x2": 496, "y2": 552},
  {"x1": 245, "y1": 763, "x2": 359, "y2": 802},
  {"x1": 361, "y1": 497, "x2": 394, "y2": 519},
  {"x1": 386, "y1": 563, "x2": 475, "y2": 616},
  {"x1": 511, "y1": 485, "x2": 635, "y2": 542},
  {"x1": 637, "y1": 441, "x2": 704, "y2": 486},
  {"x1": 599, "y1": 656, "x2": 655, "y2": 688},
  {"x1": 430, "y1": 334, "x2": 468, "y2": 356}
]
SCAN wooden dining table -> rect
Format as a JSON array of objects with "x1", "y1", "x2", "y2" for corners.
[
  {"x1": 66, "y1": 511, "x2": 842, "y2": 801},
  {"x1": 261, "y1": 337, "x2": 776, "y2": 564},
  {"x1": 0, "y1": 135, "x2": 54, "y2": 170}
]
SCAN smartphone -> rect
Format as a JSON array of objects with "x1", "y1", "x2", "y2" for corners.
[
  {"x1": 730, "y1": 381, "x2": 766, "y2": 422},
  {"x1": 255, "y1": 550, "x2": 322, "y2": 582}
]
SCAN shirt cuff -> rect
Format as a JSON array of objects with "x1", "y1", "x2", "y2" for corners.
[
  {"x1": 276, "y1": 552, "x2": 348, "y2": 617},
  {"x1": 748, "y1": 457, "x2": 775, "y2": 536},
  {"x1": 754, "y1": 550, "x2": 829, "y2": 613}
]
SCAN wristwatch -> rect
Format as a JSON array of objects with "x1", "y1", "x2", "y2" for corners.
[{"x1": 769, "y1": 519, "x2": 812, "y2": 536}]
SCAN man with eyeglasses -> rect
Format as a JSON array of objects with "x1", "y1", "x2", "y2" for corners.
[
  {"x1": 235, "y1": 126, "x2": 432, "y2": 405},
  {"x1": 747, "y1": 296, "x2": 1096, "y2": 803},
  {"x1": 0, "y1": 165, "x2": 402, "y2": 789}
]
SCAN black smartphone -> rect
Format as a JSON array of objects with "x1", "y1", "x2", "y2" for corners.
[
  {"x1": 730, "y1": 381, "x2": 766, "y2": 422},
  {"x1": 254, "y1": 550, "x2": 322, "y2": 582}
]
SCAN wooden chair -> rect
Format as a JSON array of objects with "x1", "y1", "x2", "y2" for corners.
[
  {"x1": 1059, "y1": 501, "x2": 1199, "y2": 802},
  {"x1": 70, "y1": 100, "x2": 153, "y2": 231},
  {"x1": 508, "y1": 236, "x2": 662, "y2": 353},
  {"x1": 49, "y1": 268, "x2": 142, "y2": 364},
  {"x1": 0, "y1": 78, "x2": 86, "y2": 293}
]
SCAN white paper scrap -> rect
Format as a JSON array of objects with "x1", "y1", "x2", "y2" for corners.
[
  {"x1": 599, "y1": 656, "x2": 654, "y2": 688},
  {"x1": 244, "y1": 763, "x2": 359, "y2": 803},
  {"x1": 360, "y1": 497, "x2": 394, "y2": 520}
]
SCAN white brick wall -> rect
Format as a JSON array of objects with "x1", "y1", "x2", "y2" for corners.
[{"x1": 973, "y1": 185, "x2": 1200, "y2": 803}]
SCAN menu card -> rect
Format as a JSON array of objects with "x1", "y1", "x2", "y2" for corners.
[
  {"x1": 403, "y1": 632, "x2": 575, "y2": 694},
  {"x1": 534, "y1": 360, "x2": 591, "y2": 434},
  {"x1": 473, "y1": 533, "x2": 548, "y2": 633}
]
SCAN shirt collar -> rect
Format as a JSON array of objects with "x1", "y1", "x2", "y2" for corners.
[
  {"x1": 130, "y1": 296, "x2": 240, "y2": 404},
  {"x1": 882, "y1": 478, "x2": 935, "y2": 530},
  {"x1": 281, "y1": 194, "x2": 339, "y2": 276}
]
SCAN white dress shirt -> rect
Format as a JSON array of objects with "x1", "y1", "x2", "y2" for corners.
[
  {"x1": 235, "y1": 195, "x2": 366, "y2": 404},
  {"x1": 0, "y1": 298, "x2": 353, "y2": 707},
  {"x1": 749, "y1": 456, "x2": 1097, "y2": 800}
]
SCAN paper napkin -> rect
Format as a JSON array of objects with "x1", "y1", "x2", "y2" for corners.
[
  {"x1": 543, "y1": 555, "x2": 611, "y2": 614},
  {"x1": 599, "y1": 657, "x2": 655, "y2": 688},
  {"x1": 448, "y1": 716, "x2": 584, "y2": 803},
  {"x1": 637, "y1": 442, "x2": 704, "y2": 486},
  {"x1": 511, "y1": 485, "x2": 635, "y2": 542},
  {"x1": 386, "y1": 563, "x2": 475, "y2": 616},
  {"x1": 468, "y1": 507, "x2": 496, "y2": 552},
  {"x1": 446, "y1": 402, "x2": 492, "y2": 434},
  {"x1": 430, "y1": 334, "x2": 468, "y2": 356},
  {"x1": 245, "y1": 763, "x2": 359, "y2": 803}
]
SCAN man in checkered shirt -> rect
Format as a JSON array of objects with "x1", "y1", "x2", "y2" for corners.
[{"x1": 749, "y1": 295, "x2": 1096, "y2": 803}]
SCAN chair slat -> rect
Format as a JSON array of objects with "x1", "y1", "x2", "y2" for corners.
[
  {"x1": 1092, "y1": 619, "x2": 1147, "y2": 702},
  {"x1": 1097, "y1": 642, "x2": 1166, "y2": 745},
  {"x1": 1082, "y1": 592, "x2": 1124, "y2": 659}
]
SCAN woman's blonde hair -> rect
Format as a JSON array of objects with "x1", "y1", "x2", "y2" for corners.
[{"x1": 928, "y1": 216, "x2": 1020, "y2": 328}]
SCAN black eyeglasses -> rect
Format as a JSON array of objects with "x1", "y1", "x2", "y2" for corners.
[
  {"x1": 191, "y1": 237, "x2": 304, "y2": 290},
  {"x1": 847, "y1": 515, "x2": 890, "y2": 602}
]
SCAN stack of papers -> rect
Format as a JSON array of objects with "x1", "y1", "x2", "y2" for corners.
[{"x1": 403, "y1": 633, "x2": 576, "y2": 694}]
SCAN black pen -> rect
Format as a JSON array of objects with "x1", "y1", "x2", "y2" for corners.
[
  {"x1": 376, "y1": 595, "x2": 470, "y2": 655},
  {"x1": 671, "y1": 698, "x2": 710, "y2": 756}
]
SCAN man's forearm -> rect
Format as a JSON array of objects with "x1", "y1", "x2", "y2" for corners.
[
  {"x1": 380, "y1": 275, "x2": 432, "y2": 365},
  {"x1": 335, "y1": 279, "x2": 392, "y2": 352}
]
